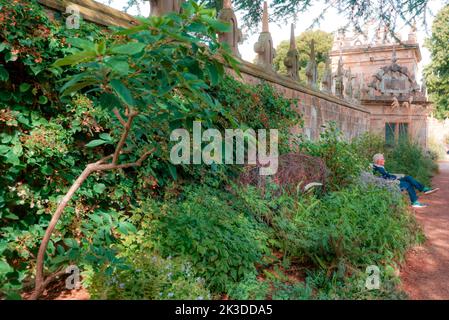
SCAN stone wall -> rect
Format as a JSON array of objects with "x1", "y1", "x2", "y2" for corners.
[
  {"x1": 38, "y1": 0, "x2": 371, "y2": 141},
  {"x1": 234, "y1": 62, "x2": 371, "y2": 141}
]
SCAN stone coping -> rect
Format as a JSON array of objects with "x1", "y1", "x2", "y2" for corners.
[
  {"x1": 361, "y1": 98, "x2": 431, "y2": 106},
  {"x1": 237, "y1": 59, "x2": 370, "y2": 114},
  {"x1": 38, "y1": 0, "x2": 139, "y2": 28}
]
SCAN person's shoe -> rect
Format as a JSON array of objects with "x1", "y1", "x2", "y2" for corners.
[
  {"x1": 412, "y1": 201, "x2": 428, "y2": 208},
  {"x1": 423, "y1": 187, "x2": 440, "y2": 195}
]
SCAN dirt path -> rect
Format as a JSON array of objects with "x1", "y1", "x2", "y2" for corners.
[{"x1": 400, "y1": 160, "x2": 449, "y2": 300}]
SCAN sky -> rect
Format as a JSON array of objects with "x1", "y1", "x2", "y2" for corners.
[{"x1": 96, "y1": 0, "x2": 445, "y2": 82}]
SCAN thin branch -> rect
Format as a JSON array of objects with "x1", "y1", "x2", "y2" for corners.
[
  {"x1": 30, "y1": 111, "x2": 154, "y2": 300},
  {"x1": 113, "y1": 108, "x2": 127, "y2": 127},
  {"x1": 112, "y1": 109, "x2": 138, "y2": 165}
]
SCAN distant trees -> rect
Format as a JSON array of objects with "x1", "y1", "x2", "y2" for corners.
[{"x1": 424, "y1": 5, "x2": 449, "y2": 119}]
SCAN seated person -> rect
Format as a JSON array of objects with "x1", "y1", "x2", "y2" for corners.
[{"x1": 372, "y1": 153, "x2": 439, "y2": 208}]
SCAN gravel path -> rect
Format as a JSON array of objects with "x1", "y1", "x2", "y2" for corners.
[{"x1": 400, "y1": 161, "x2": 449, "y2": 300}]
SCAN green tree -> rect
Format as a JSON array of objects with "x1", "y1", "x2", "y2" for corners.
[
  {"x1": 273, "y1": 30, "x2": 333, "y2": 84},
  {"x1": 424, "y1": 5, "x2": 449, "y2": 119}
]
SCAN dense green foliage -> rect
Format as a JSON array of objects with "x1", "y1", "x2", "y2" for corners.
[
  {"x1": 273, "y1": 30, "x2": 333, "y2": 84},
  {"x1": 0, "y1": 0, "x2": 438, "y2": 301},
  {"x1": 0, "y1": 0, "x2": 298, "y2": 299},
  {"x1": 424, "y1": 5, "x2": 449, "y2": 119},
  {"x1": 352, "y1": 133, "x2": 438, "y2": 186}
]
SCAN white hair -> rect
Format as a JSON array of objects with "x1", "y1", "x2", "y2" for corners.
[{"x1": 373, "y1": 153, "x2": 384, "y2": 163}]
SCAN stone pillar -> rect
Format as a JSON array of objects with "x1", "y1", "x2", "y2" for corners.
[
  {"x1": 254, "y1": 1, "x2": 275, "y2": 71},
  {"x1": 321, "y1": 55, "x2": 333, "y2": 93},
  {"x1": 305, "y1": 39, "x2": 318, "y2": 88},
  {"x1": 218, "y1": 0, "x2": 242, "y2": 57},
  {"x1": 344, "y1": 67, "x2": 355, "y2": 99},
  {"x1": 149, "y1": 0, "x2": 183, "y2": 16},
  {"x1": 408, "y1": 22, "x2": 417, "y2": 43},
  {"x1": 334, "y1": 55, "x2": 345, "y2": 98},
  {"x1": 283, "y1": 24, "x2": 299, "y2": 81}
]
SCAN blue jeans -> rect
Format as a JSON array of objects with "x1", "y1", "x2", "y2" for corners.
[{"x1": 399, "y1": 175, "x2": 425, "y2": 203}]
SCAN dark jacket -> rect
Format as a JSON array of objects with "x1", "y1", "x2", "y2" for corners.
[{"x1": 373, "y1": 164, "x2": 397, "y2": 180}]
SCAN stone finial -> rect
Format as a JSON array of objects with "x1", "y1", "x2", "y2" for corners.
[
  {"x1": 382, "y1": 25, "x2": 389, "y2": 43},
  {"x1": 408, "y1": 21, "x2": 417, "y2": 43},
  {"x1": 354, "y1": 82, "x2": 362, "y2": 101},
  {"x1": 150, "y1": 0, "x2": 183, "y2": 16},
  {"x1": 218, "y1": 0, "x2": 242, "y2": 57},
  {"x1": 262, "y1": 1, "x2": 269, "y2": 32},
  {"x1": 284, "y1": 24, "x2": 299, "y2": 81},
  {"x1": 305, "y1": 39, "x2": 318, "y2": 87},
  {"x1": 391, "y1": 45, "x2": 398, "y2": 64},
  {"x1": 344, "y1": 68, "x2": 356, "y2": 98},
  {"x1": 223, "y1": 0, "x2": 232, "y2": 8},
  {"x1": 334, "y1": 55, "x2": 345, "y2": 98},
  {"x1": 375, "y1": 27, "x2": 382, "y2": 44},
  {"x1": 321, "y1": 55, "x2": 333, "y2": 93},
  {"x1": 254, "y1": 1, "x2": 275, "y2": 71},
  {"x1": 421, "y1": 79, "x2": 427, "y2": 96}
]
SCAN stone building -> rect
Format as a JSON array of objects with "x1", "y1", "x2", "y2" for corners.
[{"x1": 330, "y1": 27, "x2": 431, "y2": 147}]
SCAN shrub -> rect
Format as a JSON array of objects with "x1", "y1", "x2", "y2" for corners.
[
  {"x1": 300, "y1": 122, "x2": 367, "y2": 190},
  {"x1": 385, "y1": 141, "x2": 438, "y2": 186},
  {"x1": 150, "y1": 186, "x2": 270, "y2": 293},
  {"x1": 270, "y1": 184, "x2": 421, "y2": 276},
  {"x1": 227, "y1": 272, "x2": 270, "y2": 300},
  {"x1": 87, "y1": 252, "x2": 210, "y2": 300}
]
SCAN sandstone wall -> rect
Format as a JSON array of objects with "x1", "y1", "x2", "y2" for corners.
[{"x1": 234, "y1": 62, "x2": 371, "y2": 141}]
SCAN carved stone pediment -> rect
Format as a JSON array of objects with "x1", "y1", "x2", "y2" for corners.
[{"x1": 368, "y1": 49, "x2": 420, "y2": 96}]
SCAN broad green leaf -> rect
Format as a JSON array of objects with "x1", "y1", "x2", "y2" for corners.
[
  {"x1": 202, "y1": 16, "x2": 231, "y2": 33},
  {"x1": 85, "y1": 139, "x2": 107, "y2": 148},
  {"x1": 95, "y1": 41, "x2": 106, "y2": 55},
  {"x1": 168, "y1": 164, "x2": 177, "y2": 180},
  {"x1": 99, "y1": 92, "x2": 122, "y2": 110},
  {"x1": 66, "y1": 38, "x2": 94, "y2": 50},
  {"x1": 61, "y1": 80, "x2": 98, "y2": 97},
  {"x1": 206, "y1": 63, "x2": 220, "y2": 86},
  {"x1": 4, "y1": 213, "x2": 19, "y2": 220},
  {"x1": 4, "y1": 150, "x2": 20, "y2": 166},
  {"x1": 63, "y1": 238, "x2": 79, "y2": 249},
  {"x1": 122, "y1": 221, "x2": 137, "y2": 233},
  {"x1": 99, "y1": 133, "x2": 113, "y2": 142},
  {"x1": 19, "y1": 83, "x2": 31, "y2": 92},
  {"x1": 53, "y1": 50, "x2": 96, "y2": 67},
  {"x1": 0, "y1": 65, "x2": 9, "y2": 82},
  {"x1": 93, "y1": 183, "x2": 106, "y2": 194},
  {"x1": 0, "y1": 43, "x2": 7, "y2": 52},
  {"x1": 110, "y1": 79, "x2": 135, "y2": 107},
  {"x1": 0, "y1": 145, "x2": 9, "y2": 154},
  {"x1": 110, "y1": 42, "x2": 146, "y2": 55},
  {"x1": 38, "y1": 95, "x2": 48, "y2": 104},
  {"x1": 0, "y1": 260, "x2": 13, "y2": 274},
  {"x1": 108, "y1": 61, "x2": 129, "y2": 76}
]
